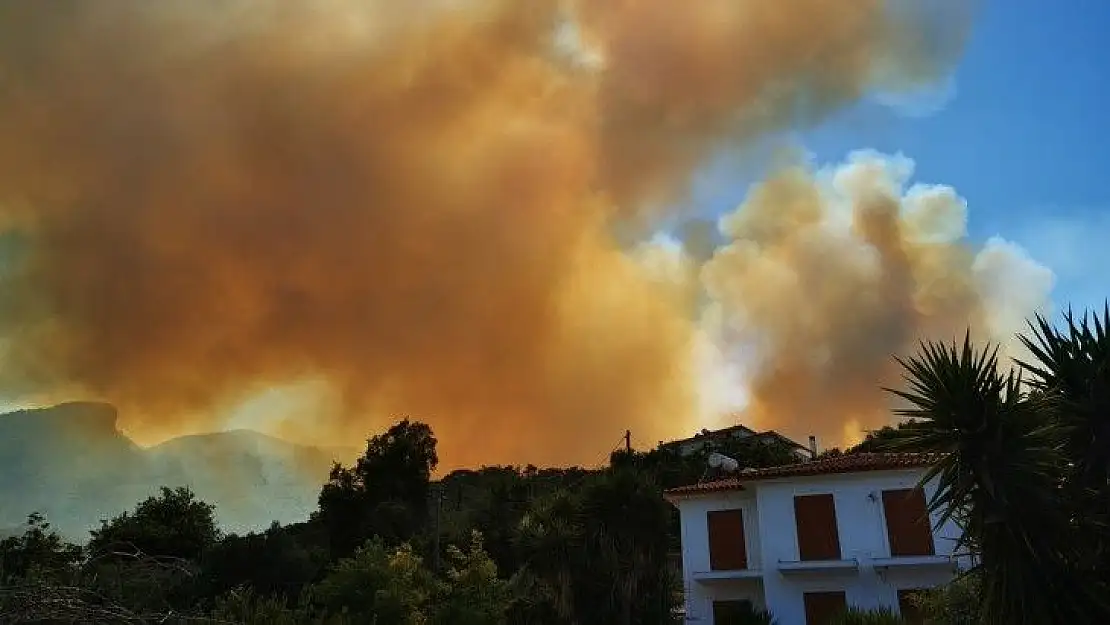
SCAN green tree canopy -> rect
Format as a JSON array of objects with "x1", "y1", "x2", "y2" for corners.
[
  {"x1": 317, "y1": 419, "x2": 439, "y2": 557},
  {"x1": 431, "y1": 531, "x2": 511, "y2": 625},
  {"x1": 88, "y1": 486, "x2": 219, "y2": 561},
  {"x1": 312, "y1": 539, "x2": 434, "y2": 625},
  {"x1": 514, "y1": 468, "x2": 678, "y2": 625},
  {"x1": 0, "y1": 512, "x2": 82, "y2": 580},
  {"x1": 201, "y1": 520, "x2": 329, "y2": 602}
]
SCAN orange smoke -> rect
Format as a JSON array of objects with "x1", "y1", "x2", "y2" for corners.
[{"x1": 0, "y1": 1, "x2": 979, "y2": 466}]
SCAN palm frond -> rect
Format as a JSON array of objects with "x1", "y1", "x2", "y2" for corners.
[
  {"x1": 883, "y1": 331, "x2": 1096, "y2": 622},
  {"x1": 1017, "y1": 303, "x2": 1110, "y2": 489}
]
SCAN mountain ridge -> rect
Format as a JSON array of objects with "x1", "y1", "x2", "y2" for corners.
[{"x1": 0, "y1": 402, "x2": 355, "y2": 540}]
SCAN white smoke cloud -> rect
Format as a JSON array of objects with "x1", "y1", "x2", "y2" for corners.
[{"x1": 687, "y1": 149, "x2": 1056, "y2": 444}]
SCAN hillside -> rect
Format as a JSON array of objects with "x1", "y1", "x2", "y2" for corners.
[
  {"x1": 147, "y1": 429, "x2": 341, "y2": 533},
  {"x1": 0, "y1": 402, "x2": 351, "y2": 540}
]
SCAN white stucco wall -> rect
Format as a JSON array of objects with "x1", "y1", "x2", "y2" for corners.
[
  {"x1": 673, "y1": 467, "x2": 968, "y2": 624},
  {"x1": 678, "y1": 489, "x2": 767, "y2": 622}
]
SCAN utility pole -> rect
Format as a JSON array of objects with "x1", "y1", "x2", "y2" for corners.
[{"x1": 624, "y1": 429, "x2": 632, "y2": 453}]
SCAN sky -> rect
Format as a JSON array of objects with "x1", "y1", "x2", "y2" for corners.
[
  {"x1": 0, "y1": 1, "x2": 1106, "y2": 459},
  {"x1": 698, "y1": 0, "x2": 1110, "y2": 317}
]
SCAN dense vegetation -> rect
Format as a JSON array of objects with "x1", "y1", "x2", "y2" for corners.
[
  {"x1": 0, "y1": 416, "x2": 802, "y2": 623},
  {"x1": 2, "y1": 304, "x2": 1106, "y2": 624}
]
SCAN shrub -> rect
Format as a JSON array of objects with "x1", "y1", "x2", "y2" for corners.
[
  {"x1": 910, "y1": 574, "x2": 982, "y2": 625},
  {"x1": 210, "y1": 586, "x2": 350, "y2": 625},
  {"x1": 311, "y1": 538, "x2": 434, "y2": 624},
  {"x1": 826, "y1": 606, "x2": 905, "y2": 625}
]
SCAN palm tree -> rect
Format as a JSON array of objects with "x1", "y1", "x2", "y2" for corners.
[
  {"x1": 514, "y1": 470, "x2": 678, "y2": 625},
  {"x1": 575, "y1": 469, "x2": 675, "y2": 625},
  {"x1": 885, "y1": 305, "x2": 1110, "y2": 624},
  {"x1": 515, "y1": 489, "x2": 581, "y2": 623},
  {"x1": 1017, "y1": 306, "x2": 1110, "y2": 579}
]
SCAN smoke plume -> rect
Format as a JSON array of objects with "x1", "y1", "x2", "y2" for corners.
[
  {"x1": 698, "y1": 151, "x2": 1053, "y2": 445},
  {"x1": 0, "y1": 0, "x2": 1029, "y2": 467}
]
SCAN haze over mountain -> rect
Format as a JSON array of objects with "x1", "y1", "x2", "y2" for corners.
[{"x1": 0, "y1": 401, "x2": 351, "y2": 540}]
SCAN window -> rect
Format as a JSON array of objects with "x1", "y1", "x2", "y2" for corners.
[
  {"x1": 803, "y1": 591, "x2": 847, "y2": 625},
  {"x1": 897, "y1": 589, "x2": 925, "y2": 625},
  {"x1": 793, "y1": 493, "x2": 841, "y2": 560},
  {"x1": 707, "y1": 509, "x2": 747, "y2": 570},
  {"x1": 713, "y1": 599, "x2": 755, "y2": 624},
  {"x1": 882, "y1": 488, "x2": 935, "y2": 557}
]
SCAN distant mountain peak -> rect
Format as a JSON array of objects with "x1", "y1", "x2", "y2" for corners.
[
  {"x1": 2, "y1": 400, "x2": 118, "y2": 417},
  {"x1": 0, "y1": 402, "x2": 353, "y2": 539},
  {"x1": 0, "y1": 401, "x2": 122, "y2": 441}
]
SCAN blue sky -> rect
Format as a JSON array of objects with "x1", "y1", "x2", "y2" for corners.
[
  {"x1": 699, "y1": 0, "x2": 1109, "y2": 315},
  {"x1": 824, "y1": 0, "x2": 1109, "y2": 313}
]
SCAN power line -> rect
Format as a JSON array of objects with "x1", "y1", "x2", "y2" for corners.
[{"x1": 551, "y1": 431, "x2": 632, "y2": 494}]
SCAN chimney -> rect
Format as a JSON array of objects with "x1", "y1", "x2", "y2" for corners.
[{"x1": 808, "y1": 435, "x2": 818, "y2": 459}]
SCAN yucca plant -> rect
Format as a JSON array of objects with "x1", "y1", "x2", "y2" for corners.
[
  {"x1": 884, "y1": 331, "x2": 1105, "y2": 623},
  {"x1": 1018, "y1": 305, "x2": 1110, "y2": 488},
  {"x1": 1017, "y1": 306, "x2": 1110, "y2": 579}
]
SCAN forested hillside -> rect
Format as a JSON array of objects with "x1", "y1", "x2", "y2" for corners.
[{"x1": 0, "y1": 417, "x2": 804, "y2": 623}]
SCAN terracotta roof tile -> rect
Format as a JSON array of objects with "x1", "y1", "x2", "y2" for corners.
[{"x1": 664, "y1": 452, "x2": 945, "y2": 496}]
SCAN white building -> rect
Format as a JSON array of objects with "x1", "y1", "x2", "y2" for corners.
[{"x1": 664, "y1": 453, "x2": 969, "y2": 625}]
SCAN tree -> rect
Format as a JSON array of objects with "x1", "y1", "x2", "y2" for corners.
[
  {"x1": 88, "y1": 486, "x2": 220, "y2": 561},
  {"x1": 0, "y1": 513, "x2": 82, "y2": 580},
  {"x1": 848, "y1": 420, "x2": 924, "y2": 454},
  {"x1": 886, "y1": 307, "x2": 1110, "y2": 624},
  {"x1": 514, "y1": 469, "x2": 678, "y2": 625},
  {"x1": 1017, "y1": 306, "x2": 1110, "y2": 578},
  {"x1": 82, "y1": 487, "x2": 220, "y2": 614},
  {"x1": 318, "y1": 420, "x2": 439, "y2": 557},
  {"x1": 201, "y1": 520, "x2": 329, "y2": 602},
  {"x1": 575, "y1": 469, "x2": 676, "y2": 625},
  {"x1": 714, "y1": 436, "x2": 804, "y2": 468},
  {"x1": 503, "y1": 568, "x2": 561, "y2": 625},
  {"x1": 514, "y1": 488, "x2": 581, "y2": 622},
  {"x1": 464, "y1": 471, "x2": 531, "y2": 575},
  {"x1": 431, "y1": 531, "x2": 512, "y2": 625},
  {"x1": 311, "y1": 539, "x2": 434, "y2": 625}
]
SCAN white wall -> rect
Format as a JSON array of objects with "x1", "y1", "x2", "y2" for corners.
[
  {"x1": 679, "y1": 490, "x2": 763, "y2": 574},
  {"x1": 755, "y1": 469, "x2": 961, "y2": 624},
  {"x1": 675, "y1": 468, "x2": 965, "y2": 624},
  {"x1": 678, "y1": 489, "x2": 766, "y2": 621}
]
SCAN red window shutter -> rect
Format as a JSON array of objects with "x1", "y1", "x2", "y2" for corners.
[
  {"x1": 794, "y1": 494, "x2": 841, "y2": 560},
  {"x1": 803, "y1": 591, "x2": 847, "y2": 625},
  {"x1": 707, "y1": 509, "x2": 747, "y2": 570},
  {"x1": 882, "y1": 488, "x2": 935, "y2": 557}
]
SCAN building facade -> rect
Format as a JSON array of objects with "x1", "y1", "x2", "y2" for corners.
[{"x1": 664, "y1": 453, "x2": 968, "y2": 625}]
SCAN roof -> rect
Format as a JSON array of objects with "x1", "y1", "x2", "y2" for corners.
[
  {"x1": 664, "y1": 452, "x2": 945, "y2": 496},
  {"x1": 659, "y1": 422, "x2": 808, "y2": 452},
  {"x1": 751, "y1": 430, "x2": 811, "y2": 452},
  {"x1": 660, "y1": 423, "x2": 757, "y2": 446}
]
